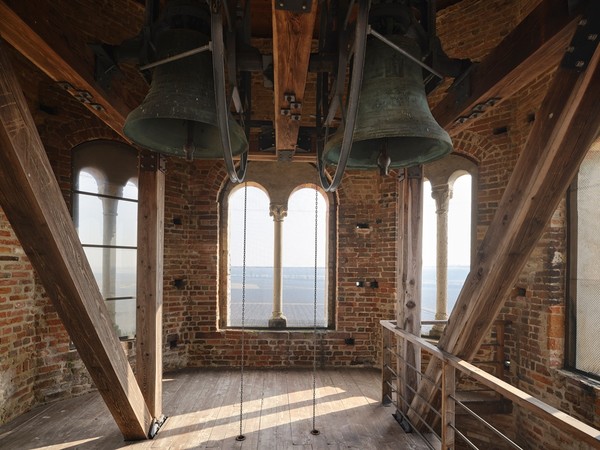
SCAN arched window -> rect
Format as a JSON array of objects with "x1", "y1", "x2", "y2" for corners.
[
  {"x1": 422, "y1": 155, "x2": 475, "y2": 337},
  {"x1": 228, "y1": 185, "x2": 273, "y2": 327},
  {"x1": 568, "y1": 139, "x2": 600, "y2": 378},
  {"x1": 72, "y1": 141, "x2": 138, "y2": 339},
  {"x1": 283, "y1": 187, "x2": 327, "y2": 327},
  {"x1": 223, "y1": 169, "x2": 331, "y2": 329}
]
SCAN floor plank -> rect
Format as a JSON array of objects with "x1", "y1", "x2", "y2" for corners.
[{"x1": 0, "y1": 369, "x2": 430, "y2": 450}]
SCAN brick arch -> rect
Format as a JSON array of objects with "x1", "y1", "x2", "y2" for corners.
[{"x1": 451, "y1": 130, "x2": 499, "y2": 165}]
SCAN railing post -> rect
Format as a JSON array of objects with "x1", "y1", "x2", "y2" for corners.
[
  {"x1": 441, "y1": 360, "x2": 455, "y2": 450},
  {"x1": 382, "y1": 327, "x2": 393, "y2": 405}
]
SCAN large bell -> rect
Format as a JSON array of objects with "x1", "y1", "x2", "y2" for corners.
[
  {"x1": 123, "y1": 28, "x2": 248, "y2": 159},
  {"x1": 323, "y1": 35, "x2": 452, "y2": 172}
]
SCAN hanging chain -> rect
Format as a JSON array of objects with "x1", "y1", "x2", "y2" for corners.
[
  {"x1": 311, "y1": 187, "x2": 320, "y2": 436},
  {"x1": 236, "y1": 183, "x2": 248, "y2": 442}
]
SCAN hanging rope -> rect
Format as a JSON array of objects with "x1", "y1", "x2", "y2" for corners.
[
  {"x1": 311, "y1": 186, "x2": 320, "y2": 436},
  {"x1": 236, "y1": 183, "x2": 248, "y2": 442}
]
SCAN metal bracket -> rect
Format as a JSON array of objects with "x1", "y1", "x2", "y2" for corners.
[
  {"x1": 89, "y1": 43, "x2": 120, "y2": 91},
  {"x1": 561, "y1": 2, "x2": 599, "y2": 71},
  {"x1": 275, "y1": 0, "x2": 312, "y2": 13},
  {"x1": 278, "y1": 149, "x2": 295, "y2": 162}
]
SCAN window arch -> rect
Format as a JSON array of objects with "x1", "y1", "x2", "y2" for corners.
[
  {"x1": 220, "y1": 163, "x2": 334, "y2": 329},
  {"x1": 72, "y1": 140, "x2": 138, "y2": 339},
  {"x1": 568, "y1": 139, "x2": 600, "y2": 378},
  {"x1": 228, "y1": 184, "x2": 274, "y2": 327},
  {"x1": 283, "y1": 186, "x2": 328, "y2": 327},
  {"x1": 422, "y1": 155, "x2": 476, "y2": 336}
]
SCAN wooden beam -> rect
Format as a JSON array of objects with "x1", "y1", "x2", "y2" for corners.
[
  {"x1": 442, "y1": 47, "x2": 600, "y2": 359},
  {"x1": 433, "y1": 0, "x2": 579, "y2": 134},
  {"x1": 410, "y1": 40, "x2": 600, "y2": 426},
  {"x1": 271, "y1": 1, "x2": 317, "y2": 159},
  {"x1": 136, "y1": 151, "x2": 165, "y2": 419},
  {"x1": 396, "y1": 167, "x2": 423, "y2": 412},
  {"x1": 0, "y1": 0, "x2": 131, "y2": 140},
  {"x1": 0, "y1": 43, "x2": 152, "y2": 440}
]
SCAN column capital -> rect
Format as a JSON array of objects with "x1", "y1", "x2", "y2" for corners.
[
  {"x1": 269, "y1": 203, "x2": 288, "y2": 222},
  {"x1": 430, "y1": 183, "x2": 453, "y2": 215}
]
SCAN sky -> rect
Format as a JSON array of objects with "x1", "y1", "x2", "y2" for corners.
[
  {"x1": 228, "y1": 186, "x2": 327, "y2": 267},
  {"x1": 422, "y1": 174, "x2": 472, "y2": 267},
  {"x1": 229, "y1": 174, "x2": 472, "y2": 269}
]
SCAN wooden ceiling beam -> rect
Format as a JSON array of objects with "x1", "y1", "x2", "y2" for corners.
[
  {"x1": 0, "y1": 0, "x2": 131, "y2": 141},
  {"x1": 271, "y1": 1, "x2": 318, "y2": 160},
  {"x1": 433, "y1": 0, "x2": 579, "y2": 134},
  {"x1": 0, "y1": 43, "x2": 152, "y2": 441}
]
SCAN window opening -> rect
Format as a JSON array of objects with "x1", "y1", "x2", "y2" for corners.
[
  {"x1": 568, "y1": 141, "x2": 600, "y2": 378},
  {"x1": 72, "y1": 141, "x2": 138, "y2": 339}
]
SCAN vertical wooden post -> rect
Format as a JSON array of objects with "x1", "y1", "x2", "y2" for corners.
[
  {"x1": 441, "y1": 361, "x2": 456, "y2": 449},
  {"x1": 136, "y1": 151, "x2": 165, "y2": 419},
  {"x1": 397, "y1": 167, "x2": 424, "y2": 413}
]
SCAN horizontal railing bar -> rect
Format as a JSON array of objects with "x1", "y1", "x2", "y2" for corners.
[
  {"x1": 384, "y1": 355, "x2": 442, "y2": 393},
  {"x1": 400, "y1": 384, "x2": 443, "y2": 420},
  {"x1": 395, "y1": 395, "x2": 441, "y2": 439},
  {"x1": 452, "y1": 396, "x2": 523, "y2": 449},
  {"x1": 381, "y1": 320, "x2": 446, "y2": 359},
  {"x1": 450, "y1": 424, "x2": 480, "y2": 450},
  {"x1": 383, "y1": 364, "x2": 398, "y2": 378},
  {"x1": 385, "y1": 380, "x2": 397, "y2": 392},
  {"x1": 381, "y1": 320, "x2": 600, "y2": 448},
  {"x1": 421, "y1": 320, "x2": 448, "y2": 325},
  {"x1": 394, "y1": 409, "x2": 439, "y2": 450}
]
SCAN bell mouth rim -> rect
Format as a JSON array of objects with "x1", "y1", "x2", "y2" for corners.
[
  {"x1": 323, "y1": 136, "x2": 453, "y2": 170},
  {"x1": 123, "y1": 115, "x2": 248, "y2": 159}
]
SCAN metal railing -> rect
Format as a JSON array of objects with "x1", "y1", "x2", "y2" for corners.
[{"x1": 381, "y1": 320, "x2": 600, "y2": 449}]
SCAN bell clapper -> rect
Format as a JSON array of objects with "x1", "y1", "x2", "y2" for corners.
[
  {"x1": 378, "y1": 141, "x2": 391, "y2": 176},
  {"x1": 184, "y1": 120, "x2": 195, "y2": 161}
]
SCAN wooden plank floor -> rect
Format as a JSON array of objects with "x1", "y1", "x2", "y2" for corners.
[{"x1": 0, "y1": 369, "x2": 430, "y2": 450}]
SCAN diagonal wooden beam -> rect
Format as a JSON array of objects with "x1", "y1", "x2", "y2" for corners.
[
  {"x1": 0, "y1": 43, "x2": 152, "y2": 440},
  {"x1": 0, "y1": 0, "x2": 130, "y2": 140},
  {"x1": 433, "y1": 0, "x2": 579, "y2": 134},
  {"x1": 271, "y1": 0, "x2": 318, "y2": 160},
  {"x1": 442, "y1": 50, "x2": 600, "y2": 359},
  {"x1": 409, "y1": 39, "x2": 600, "y2": 426}
]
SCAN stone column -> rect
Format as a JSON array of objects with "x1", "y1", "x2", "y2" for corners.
[
  {"x1": 269, "y1": 203, "x2": 287, "y2": 328},
  {"x1": 430, "y1": 183, "x2": 452, "y2": 337}
]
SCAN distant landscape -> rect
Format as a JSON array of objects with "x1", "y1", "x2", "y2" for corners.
[{"x1": 229, "y1": 265, "x2": 470, "y2": 329}]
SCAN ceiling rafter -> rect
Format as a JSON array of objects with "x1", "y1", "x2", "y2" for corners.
[
  {"x1": 433, "y1": 0, "x2": 580, "y2": 134},
  {"x1": 0, "y1": 0, "x2": 131, "y2": 141}
]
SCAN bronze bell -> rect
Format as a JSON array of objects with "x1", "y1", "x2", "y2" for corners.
[
  {"x1": 123, "y1": 28, "x2": 248, "y2": 160},
  {"x1": 323, "y1": 35, "x2": 452, "y2": 173}
]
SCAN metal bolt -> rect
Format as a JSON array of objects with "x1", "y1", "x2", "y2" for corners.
[
  {"x1": 576, "y1": 60, "x2": 585, "y2": 68},
  {"x1": 284, "y1": 94, "x2": 296, "y2": 102},
  {"x1": 291, "y1": 114, "x2": 301, "y2": 121},
  {"x1": 89, "y1": 103, "x2": 104, "y2": 111},
  {"x1": 280, "y1": 108, "x2": 290, "y2": 116},
  {"x1": 566, "y1": 46, "x2": 575, "y2": 53},
  {"x1": 588, "y1": 33, "x2": 598, "y2": 41},
  {"x1": 578, "y1": 19, "x2": 588, "y2": 26}
]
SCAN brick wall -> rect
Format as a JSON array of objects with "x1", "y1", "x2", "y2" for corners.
[
  {"x1": 160, "y1": 159, "x2": 398, "y2": 369},
  {"x1": 1, "y1": 1, "x2": 599, "y2": 448}
]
